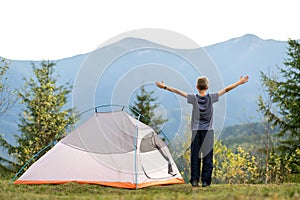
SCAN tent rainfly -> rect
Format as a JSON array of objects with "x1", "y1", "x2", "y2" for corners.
[{"x1": 14, "y1": 109, "x2": 184, "y2": 189}]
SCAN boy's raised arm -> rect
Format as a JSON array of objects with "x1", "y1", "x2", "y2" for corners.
[
  {"x1": 218, "y1": 76, "x2": 249, "y2": 97},
  {"x1": 155, "y1": 81, "x2": 188, "y2": 98}
]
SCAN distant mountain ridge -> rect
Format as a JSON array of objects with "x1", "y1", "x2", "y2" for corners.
[{"x1": 0, "y1": 34, "x2": 289, "y2": 145}]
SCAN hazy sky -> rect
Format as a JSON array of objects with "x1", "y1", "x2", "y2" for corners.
[{"x1": 0, "y1": 0, "x2": 299, "y2": 60}]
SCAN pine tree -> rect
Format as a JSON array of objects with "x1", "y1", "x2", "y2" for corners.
[
  {"x1": 0, "y1": 61, "x2": 76, "y2": 170},
  {"x1": 130, "y1": 85, "x2": 167, "y2": 134},
  {"x1": 258, "y1": 39, "x2": 300, "y2": 175}
]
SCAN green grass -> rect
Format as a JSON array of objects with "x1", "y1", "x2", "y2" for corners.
[{"x1": 1, "y1": 179, "x2": 300, "y2": 200}]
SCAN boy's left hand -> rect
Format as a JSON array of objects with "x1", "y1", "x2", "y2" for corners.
[{"x1": 239, "y1": 76, "x2": 249, "y2": 84}]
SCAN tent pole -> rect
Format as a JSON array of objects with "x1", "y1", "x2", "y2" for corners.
[{"x1": 134, "y1": 114, "x2": 141, "y2": 189}]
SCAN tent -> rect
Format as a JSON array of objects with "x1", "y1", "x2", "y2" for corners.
[{"x1": 14, "y1": 108, "x2": 184, "y2": 189}]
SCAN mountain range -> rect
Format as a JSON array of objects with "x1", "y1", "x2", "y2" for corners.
[{"x1": 0, "y1": 34, "x2": 289, "y2": 146}]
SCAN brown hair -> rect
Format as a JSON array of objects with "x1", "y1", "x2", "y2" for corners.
[{"x1": 197, "y1": 76, "x2": 209, "y2": 90}]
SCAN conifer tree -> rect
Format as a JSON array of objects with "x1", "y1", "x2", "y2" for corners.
[
  {"x1": 258, "y1": 39, "x2": 300, "y2": 175},
  {"x1": 0, "y1": 61, "x2": 76, "y2": 170},
  {"x1": 130, "y1": 85, "x2": 167, "y2": 134}
]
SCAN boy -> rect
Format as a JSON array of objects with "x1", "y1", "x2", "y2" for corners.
[{"x1": 155, "y1": 75, "x2": 249, "y2": 187}]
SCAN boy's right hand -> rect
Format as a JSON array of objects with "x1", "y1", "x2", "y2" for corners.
[{"x1": 155, "y1": 81, "x2": 165, "y2": 89}]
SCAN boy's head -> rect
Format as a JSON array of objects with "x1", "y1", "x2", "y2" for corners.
[{"x1": 196, "y1": 76, "x2": 209, "y2": 90}]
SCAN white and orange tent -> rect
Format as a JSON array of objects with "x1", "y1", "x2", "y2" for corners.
[{"x1": 14, "y1": 109, "x2": 184, "y2": 189}]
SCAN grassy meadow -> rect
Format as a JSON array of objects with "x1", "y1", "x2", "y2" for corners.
[{"x1": 1, "y1": 179, "x2": 300, "y2": 200}]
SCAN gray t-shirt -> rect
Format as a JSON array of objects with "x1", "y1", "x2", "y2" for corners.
[{"x1": 187, "y1": 93, "x2": 219, "y2": 130}]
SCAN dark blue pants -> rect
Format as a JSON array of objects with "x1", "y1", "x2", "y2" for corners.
[{"x1": 190, "y1": 130, "x2": 214, "y2": 185}]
